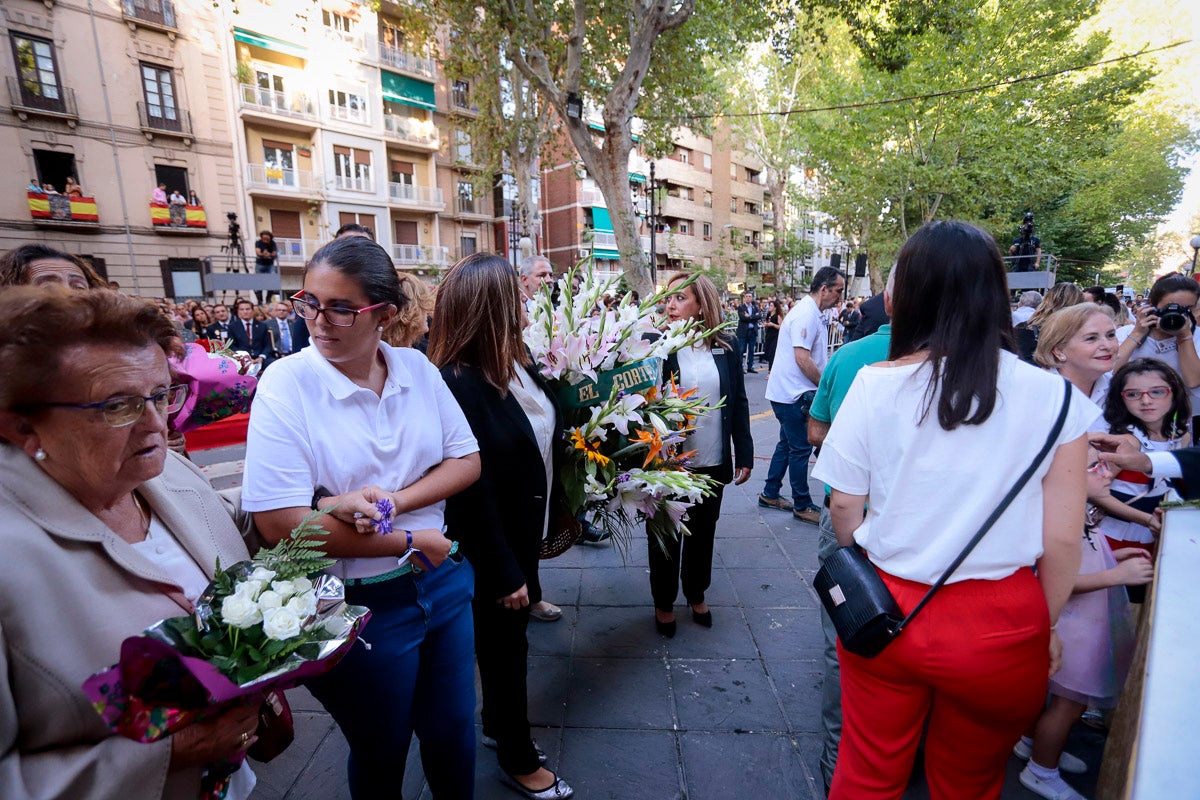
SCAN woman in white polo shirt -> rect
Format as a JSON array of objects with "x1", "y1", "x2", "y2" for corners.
[
  {"x1": 241, "y1": 237, "x2": 482, "y2": 799},
  {"x1": 812, "y1": 221, "x2": 1095, "y2": 799}
]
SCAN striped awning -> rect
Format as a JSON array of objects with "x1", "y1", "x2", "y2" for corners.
[{"x1": 233, "y1": 28, "x2": 306, "y2": 58}]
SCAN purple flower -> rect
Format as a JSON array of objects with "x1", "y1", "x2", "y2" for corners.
[
  {"x1": 371, "y1": 497, "x2": 395, "y2": 535},
  {"x1": 617, "y1": 472, "x2": 632, "y2": 484}
]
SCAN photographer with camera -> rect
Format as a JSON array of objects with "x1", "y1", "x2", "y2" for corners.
[
  {"x1": 1009, "y1": 212, "x2": 1042, "y2": 272},
  {"x1": 1113, "y1": 273, "x2": 1200, "y2": 415}
]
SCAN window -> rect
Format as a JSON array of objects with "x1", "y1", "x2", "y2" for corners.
[
  {"x1": 140, "y1": 63, "x2": 180, "y2": 131},
  {"x1": 338, "y1": 211, "x2": 375, "y2": 230},
  {"x1": 703, "y1": 190, "x2": 712, "y2": 209},
  {"x1": 452, "y1": 80, "x2": 470, "y2": 109},
  {"x1": 457, "y1": 180, "x2": 475, "y2": 214},
  {"x1": 390, "y1": 159, "x2": 415, "y2": 186},
  {"x1": 673, "y1": 147, "x2": 690, "y2": 164},
  {"x1": 154, "y1": 165, "x2": 189, "y2": 198},
  {"x1": 454, "y1": 129, "x2": 472, "y2": 163},
  {"x1": 730, "y1": 198, "x2": 739, "y2": 214},
  {"x1": 11, "y1": 34, "x2": 62, "y2": 111},
  {"x1": 678, "y1": 220, "x2": 690, "y2": 236},
  {"x1": 460, "y1": 234, "x2": 477, "y2": 257},
  {"x1": 33, "y1": 149, "x2": 77, "y2": 195},
  {"x1": 702, "y1": 153, "x2": 712, "y2": 172},
  {"x1": 322, "y1": 9, "x2": 354, "y2": 33},
  {"x1": 333, "y1": 145, "x2": 372, "y2": 191},
  {"x1": 702, "y1": 222, "x2": 712, "y2": 241},
  {"x1": 261, "y1": 140, "x2": 295, "y2": 186},
  {"x1": 327, "y1": 88, "x2": 367, "y2": 123}
]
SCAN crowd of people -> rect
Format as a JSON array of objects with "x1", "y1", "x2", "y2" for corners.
[{"x1": 0, "y1": 225, "x2": 1193, "y2": 800}]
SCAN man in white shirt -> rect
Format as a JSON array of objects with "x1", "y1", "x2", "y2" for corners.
[
  {"x1": 1011, "y1": 290, "x2": 1042, "y2": 326},
  {"x1": 518, "y1": 254, "x2": 554, "y2": 309},
  {"x1": 760, "y1": 267, "x2": 845, "y2": 524}
]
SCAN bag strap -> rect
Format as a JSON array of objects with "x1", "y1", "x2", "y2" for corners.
[{"x1": 892, "y1": 377, "x2": 1074, "y2": 635}]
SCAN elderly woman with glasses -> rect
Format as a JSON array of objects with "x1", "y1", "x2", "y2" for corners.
[
  {"x1": 0, "y1": 287, "x2": 266, "y2": 800},
  {"x1": 242, "y1": 237, "x2": 482, "y2": 799}
]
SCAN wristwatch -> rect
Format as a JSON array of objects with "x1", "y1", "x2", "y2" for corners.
[{"x1": 311, "y1": 486, "x2": 333, "y2": 511}]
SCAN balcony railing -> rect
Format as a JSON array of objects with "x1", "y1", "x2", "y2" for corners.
[
  {"x1": 275, "y1": 238, "x2": 324, "y2": 265},
  {"x1": 245, "y1": 163, "x2": 319, "y2": 193},
  {"x1": 7, "y1": 77, "x2": 78, "y2": 123},
  {"x1": 137, "y1": 101, "x2": 192, "y2": 138},
  {"x1": 27, "y1": 191, "x2": 98, "y2": 225},
  {"x1": 333, "y1": 174, "x2": 375, "y2": 193},
  {"x1": 388, "y1": 182, "x2": 444, "y2": 207},
  {"x1": 586, "y1": 233, "x2": 654, "y2": 252},
  {"x1": 326, "y1": 103, "x2": 369, "y2": 125},
  {"x1": 382, "y1": 113, "x2": 439, "y2": 147},
  {"x1": 580, "y1": 186, "x2": 606, "y2": 207},
  {"x1": 378, "y1": 44, "x2": 436, "y2": 80},
  {"x1": 150, "y1": 202, "x2": 207, "y2": 229},
  {"x1": 457, "y1": 196, "x2": 485, "y2": 215},
  {"x1": 237, "y1": 84, "x2": 316, "y2": 121},
  {"x1": 322, "y1": 27, "x2": 364, "y2": 50},
  {"x1": 392, "y1": 244, "x2": 449, "y2": 267},
  {"x1": 123, "y1": 0, "x2": 176, "y2": 29}
]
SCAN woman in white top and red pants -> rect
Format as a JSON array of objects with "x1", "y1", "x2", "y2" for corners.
[{"x1": 812, "y1": 221, "x2": 1096, "y2": 799}]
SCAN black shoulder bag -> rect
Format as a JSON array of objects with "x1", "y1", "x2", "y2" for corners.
[{"x1": 814, "y1": 378, "x2": 1073, "y2": 658}]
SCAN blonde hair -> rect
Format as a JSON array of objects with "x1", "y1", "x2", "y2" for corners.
[
  {"x1": 1027, "y1": 283, "x2": 1086, "y2": 329},
  {"x1": 1033, "y1": 304, "x2": 1115, "y2": 368},
  {"x1": 665, "y1": 273, "x2": 729, "y2": 348},
  {"x1": 383, "y1": 271, "x2": 433, "y2": 347}
]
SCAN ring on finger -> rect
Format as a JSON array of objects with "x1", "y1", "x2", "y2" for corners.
[{"x1": 240, "y1": 731, "x2": 252, "y2": 746}]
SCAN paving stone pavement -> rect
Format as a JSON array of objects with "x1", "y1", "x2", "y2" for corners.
[{"x1": 210, "y1": 368, "x2": 1104, "y2": 800}]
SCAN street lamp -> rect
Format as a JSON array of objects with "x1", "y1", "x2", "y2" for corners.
[
  {"x1": 1190, "y1": 234, "x2": 1200, "y2": 276},
  {"x1": 565, "y1": 92, "x2": 583, "y2": 121}
]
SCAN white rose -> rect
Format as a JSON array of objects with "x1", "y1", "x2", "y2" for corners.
[
  {"x1": 262, "y1": 607, "x2": 302, "y2": 641},
  {"x1": 234, "y1": 579, "x2": 265, "y2": 600},
  {"x1": 285, "y1": 592, "x2": 317, "y2": 619},
  {"x1": 221, "y1": 593, "x2": 263, "y2": 629},
  {"x1": 249, "y1": 567, "x2": 277, "y2": 582},
  {"x1": 270, "y1": 579, "x2": 297, "y2": 599},
  {"x1": 256, "y1": 590, "x2": 284, "y2": 611},
  {"x1": 290, "y1": 576, "x2": 314, "y2": 594}
]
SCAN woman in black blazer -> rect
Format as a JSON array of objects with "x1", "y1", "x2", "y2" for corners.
[
  {"x1": 652, "y1": 273, "x2": 755, "y2": 636},
  {"x1": 428, "y1": 253, "x2": 574, "y2": 800}
]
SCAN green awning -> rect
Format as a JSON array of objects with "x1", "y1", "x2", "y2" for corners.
[
  {"x1": 233, "y1": 28, "x2": 306, "y2": 58},
  {"x1": 629, "y1": 172, "x2": 646, "y2": 184},
  {"x1": 593, "y1": 250, "x2": 619, "y2": 260},
  {"x1": 381, "y1": 70, "x2": 436, "y2": 111},
  {"x1": 592, "y1": 207, "x2": 613, "y2": 233}
]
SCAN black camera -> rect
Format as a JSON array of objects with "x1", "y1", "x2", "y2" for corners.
[{"x1": 1154, "y1": 302, "x2": 1195, "y2": 333}]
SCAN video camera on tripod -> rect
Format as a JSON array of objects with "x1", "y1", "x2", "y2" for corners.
[{"x1": 1011, "y1": 212, "x2": 1040, "y2": 273}]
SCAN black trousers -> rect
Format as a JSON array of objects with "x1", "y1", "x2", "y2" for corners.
[
  {"x1": 648, "y1": 465, "x2": 727, "y2": 612},
  {"x1": 473, "y1": 595, "x2": 540, "y2": 775}
]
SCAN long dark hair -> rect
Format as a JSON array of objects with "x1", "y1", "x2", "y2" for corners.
[
  {"x1": 889, "y1": 220, "x2": 1015, "y2": 430},
  {"x1": 427, "y1": 252, "x2": 530, "y2": 394},
  {"x1": 1104, "y1": 358, "x2": 1190, "y2": 440}
]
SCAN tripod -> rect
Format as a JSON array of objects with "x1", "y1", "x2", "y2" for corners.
[{"x1": 217, "y1": 215, "x2": 249, "y2": 303}]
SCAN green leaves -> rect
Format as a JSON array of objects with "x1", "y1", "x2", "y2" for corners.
[{"x1": 252, "y1": 509, "x2": 336, "y2": 580}]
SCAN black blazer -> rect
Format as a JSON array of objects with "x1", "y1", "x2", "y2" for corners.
[
  {"x1": 736, "y1": 302, "x2": 762, "y2": 339},
  {"x1": 441, "y1": 362, "x2": 566, "y2": 604},
  {"x1": 225, "y1": 318, "x2": 270, "y2": 358},
  {"x1": 846, "y1": 292, "x2": 889, "y2": 343},
  {"x1": 203, "y1": 321, "x2": 232, "y2": 342},
  {"x1": 663, "y1": 337, "x2": 754, "y2": 484}
]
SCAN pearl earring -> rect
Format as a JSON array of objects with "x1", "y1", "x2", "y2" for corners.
[
  {"x1": 377, "y1": 326, "x2": 384, "y2": 332},
  {"x1": 34, "y1": 448, "x2": 46, "y2": 462}
]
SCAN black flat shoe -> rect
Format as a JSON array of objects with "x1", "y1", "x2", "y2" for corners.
[
  {"x1": 654, "y1": 617, "x2": 676, "y2": 638},
  {"x1": 691, "y1": 609, "x2": 713, "y2": 627}
]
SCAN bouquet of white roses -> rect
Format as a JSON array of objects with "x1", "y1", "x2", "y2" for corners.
[{"x1": 524, "y1": 261, "x2": 730, "y2": 553}]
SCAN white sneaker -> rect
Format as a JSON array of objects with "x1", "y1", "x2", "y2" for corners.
[
  {"x1": 1012, "y1": 738, "x2": 1088, "y2": 774},
  {"x1": 1019, "y1": 766, "x2": 1088, "y2": 800}
]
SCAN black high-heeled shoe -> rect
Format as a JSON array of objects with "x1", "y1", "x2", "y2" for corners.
[
  {"x1": 691, "y1": 608, "x2": 713, "y2": 628},
  {"x1": 654, "y1": 615, "x2": 676, "y2": 638}
]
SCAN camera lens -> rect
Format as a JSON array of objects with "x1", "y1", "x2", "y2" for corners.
[{"x1": 1158, "y1": 304, "x2": 1187, "y2": 333}]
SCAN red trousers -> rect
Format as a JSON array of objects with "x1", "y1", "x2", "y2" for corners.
[{"x1": 829, "y1": 566, "x2": 1049, "y2": 800}]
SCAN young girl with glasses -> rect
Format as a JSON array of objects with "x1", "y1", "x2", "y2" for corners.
[{"x1": 1094, "y1": 358, "x2": 1191, "y2": 565}]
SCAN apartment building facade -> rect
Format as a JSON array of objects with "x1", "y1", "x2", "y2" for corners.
[
  {"x1": 2, "y1": 0, "x2": 241, "y2": 296},
  {"x1": 224, "y1": 0, "x2": 496, "y2": 292},
  {"x1": 540, "y1": 124, "x2": 768, "y2": 293}
]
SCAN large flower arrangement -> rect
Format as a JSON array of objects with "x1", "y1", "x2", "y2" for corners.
[{"x1": 524, "y1": 263, "x2": 729, "y2": 552}]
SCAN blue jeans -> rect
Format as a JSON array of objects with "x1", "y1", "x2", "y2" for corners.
[
  {"x1": 305, "y1": 556, "x2": 477, "y2": 799},
  {"x1": 762, "y1": 398, "x2": 814, "y2": 508}
]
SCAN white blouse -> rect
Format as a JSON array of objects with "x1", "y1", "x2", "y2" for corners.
[
  {"x1": 676, "y1": 343, "x2": 724, "y2": 468},
  {"x1": 812, "y1": 351, "x2": 1099, "y2": 584},
  {"x1": 509, "y1": 365, "x2": 556, "y2": 538}
]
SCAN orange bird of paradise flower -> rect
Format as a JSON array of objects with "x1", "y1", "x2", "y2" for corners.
[
  {"x1": 630, "y1": 428, "x2": 665, "y2": 468},
  {"x1": 570, "y1": 428, "x2": 611, "y2": 467}
]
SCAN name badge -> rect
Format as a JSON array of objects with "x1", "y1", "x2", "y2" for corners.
[{"x1": 712, "y1": 348, "x2": 725, "y2": 355}]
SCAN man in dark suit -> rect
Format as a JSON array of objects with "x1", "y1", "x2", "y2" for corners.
[
  {"x1": 736, "y1": 291, "x2": 762, "y2": 373},
  {"x1": 203, "y1": 303, "x2": 233, "y2": 342},
  {"x1": 1092, "y1": 433, "x2": 1200, "y2": 499},
  {"x1": 845, "y1": 291, "x2": 889, "y2": 343},
  {"x1": 226, "y1": 297, "x2": 269, "y2": 359},
  {"x1": 265, "y1": 301, "x2": 306, "y2": 357}
]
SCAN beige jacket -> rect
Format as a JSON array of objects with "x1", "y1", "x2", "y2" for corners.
[{"x1": 0, "y1": 446, "x2": 252, "y2": 800}]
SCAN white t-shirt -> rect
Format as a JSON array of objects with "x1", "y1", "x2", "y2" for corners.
[
  {"x1": 1115, "y1": 324, "x2": 1200, "y2": 409},
  {"x1": 1012, "y1": 306, "x2": 1035, "y2": 325},
  {"x1": 1046, "y1": 368, "x2": 1111, "y2": 432},
  {"x1": 812, "y1": 351, "x2": 1099, "y2": 584},
  {"x1": 241, "y1": 343, "x2": 479, "y2": 580},
  {"x1": 676, "y1": 344, "x2": 723, "y2": 468},
  {"x1": 765, "y1": 294, "x2": 828, "y2": 403}
]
